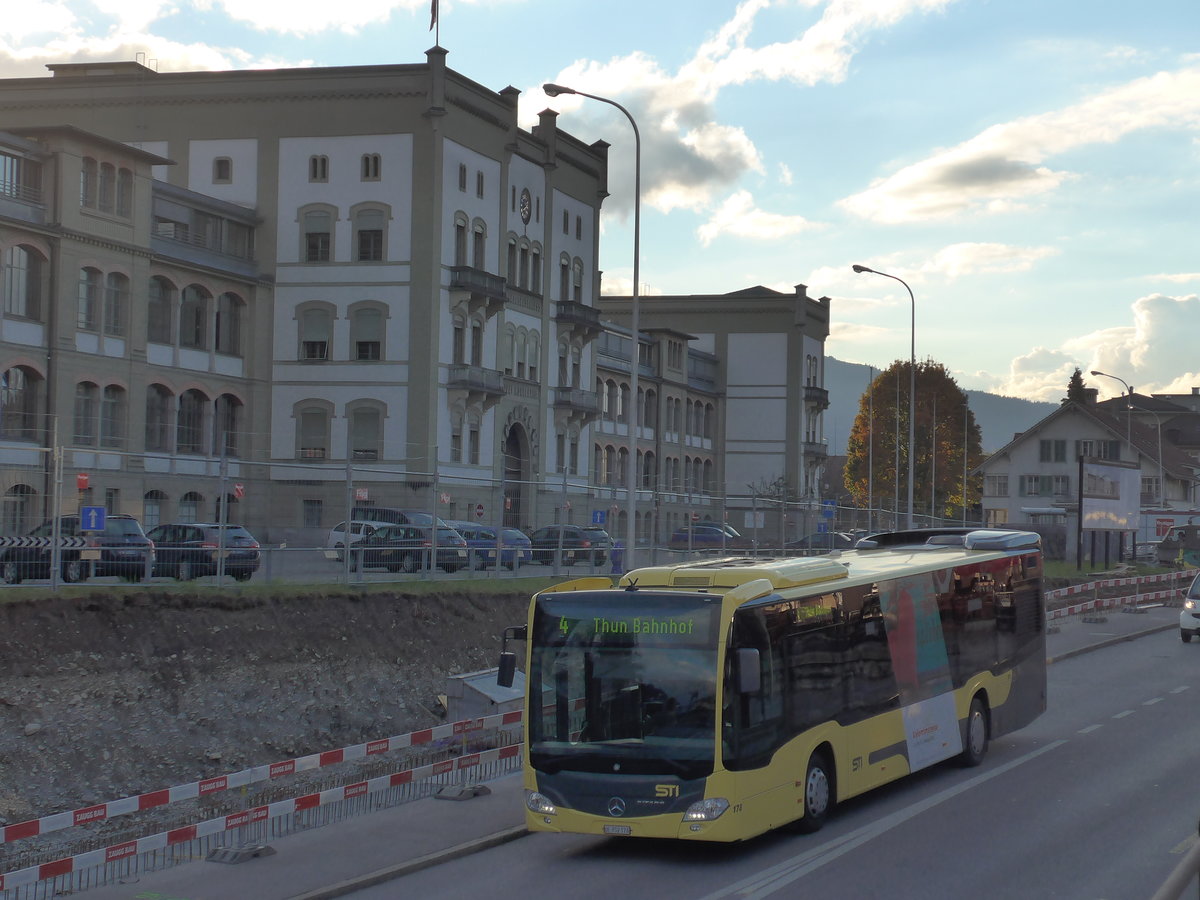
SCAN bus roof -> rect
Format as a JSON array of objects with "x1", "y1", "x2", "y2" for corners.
[{"x1": 618, "y1": 528, "x2": 1041, "y2": 603}]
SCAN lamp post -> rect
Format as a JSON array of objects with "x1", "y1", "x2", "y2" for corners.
[
  {"x1": 545, "y1": 82, "x2": 641, "y2": 570},
  {"x1": 1090, "y1": 370, "x2": 1134, "y2": 456},
  {"x1": 1093, "y1": 371, "x2": 1165, "y2": 509},
  {"x1": 853, "y1": 265, "x2": 915, "y2": 529}
]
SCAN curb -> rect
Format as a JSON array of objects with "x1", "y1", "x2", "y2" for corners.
[
  {"x1": 287, "y1": 824, "x2": 529, "y2": 899},
  {"x1": 1046, "y1": 621, "x2": 1177, "y2": 665}
]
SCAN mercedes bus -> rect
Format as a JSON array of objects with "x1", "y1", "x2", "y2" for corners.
[{"x1": 497, "y1": 528, "x2": 1046, "y2": 841}]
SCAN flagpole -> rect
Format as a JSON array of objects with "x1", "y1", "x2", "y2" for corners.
[{"x1": 430, "y1": 0, "x2": 440, "y2": 44}]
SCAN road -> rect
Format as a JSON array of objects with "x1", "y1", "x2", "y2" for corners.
[{"x1": 352, "y1": 629, "x2": 1197, "y2": 900}]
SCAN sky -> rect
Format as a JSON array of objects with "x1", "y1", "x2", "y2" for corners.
[{"x1": 3, "y1": 0, "x2": 1199, "y2": 404}]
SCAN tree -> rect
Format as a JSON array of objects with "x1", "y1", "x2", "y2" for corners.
[
  {"x1": 1064, "y1": 367, "x2": 1088, "y2": 404},
  {"x1": 843, "y1": 359, "x2": 985, "y2": 526}
]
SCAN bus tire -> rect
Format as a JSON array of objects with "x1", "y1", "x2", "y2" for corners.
[
  {"x1": 795, "y1": 751, "x2": 834, "y2": 833},
  {"x1": 959, "y1": 696, "x2": 989, "y2": 767}
]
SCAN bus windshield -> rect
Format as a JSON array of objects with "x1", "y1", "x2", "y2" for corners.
[{"x1": 528, "y1": 591, "x2": 722, "y2": 780}]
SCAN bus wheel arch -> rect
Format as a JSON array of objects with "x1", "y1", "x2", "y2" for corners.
[
  {"x1": 795, "y1": 744, "x2": 835, "y2": 833},
  {"x1": 959, "y1": 693, "x2": 990, "y2": 767}
]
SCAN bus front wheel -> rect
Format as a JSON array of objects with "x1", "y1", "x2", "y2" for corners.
[
  {"x1": 959, "y1": 696, "x2": 989, "y2": 767},
  {"x1": 795, "y1": 751, "x2": 833, "y2": 833}
]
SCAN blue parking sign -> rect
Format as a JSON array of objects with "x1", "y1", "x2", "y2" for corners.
[
  {"x1": 80, "y1": 505, "x2": 107, "y2": 532},
  {"x1": 592, "y1": 509, "x2": 606, "y2": 525}
]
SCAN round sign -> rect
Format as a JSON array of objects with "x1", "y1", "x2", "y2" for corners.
[{"x1": 475, "y1": 503, "x2": 485, "y2": 519}]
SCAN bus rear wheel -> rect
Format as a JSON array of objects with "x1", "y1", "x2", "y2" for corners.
[
  {"x1": 795, "y1": 751, "x2": 833, "y2": 833},
  {"x1": 959, "y1": 696, "x2": 989, "y2": 767}
]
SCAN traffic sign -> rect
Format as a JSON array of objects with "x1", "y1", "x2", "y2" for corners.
[
  {"x1": 475, "y1": 503, "x2": 485, "y2": 519},
  {"x1": 76, "y1": 473, "x2": 89, "y2": 491},
  {"x1": 233, "y1": 483, "x2": 245, "y2": 499},
  {"x1": 592, "y1": 509, "x2": 606, "y2": 525},
  {"x1": 355, "y1": 487, "x2": 369, "y2": 501},
  {"x1": 80, "y1": 505, "x2": 106, "y2": 532}
]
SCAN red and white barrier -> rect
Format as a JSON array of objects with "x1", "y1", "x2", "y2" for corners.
[
  {"x1": 1044, "y1": 569, "x2": 1195, "y2": 602},
  {"x1": 0, "y1": 744, "x2": 521, "y2": 891},
  {"x1": 1, "y1": 710, "x2": 524, "y2": 848}
]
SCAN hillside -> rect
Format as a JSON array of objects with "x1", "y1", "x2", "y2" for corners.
[{"x1": 824, "y1": 357, "x2": 1057, "y2": 454}]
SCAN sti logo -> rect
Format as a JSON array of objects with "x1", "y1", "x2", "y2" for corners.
[{"x1": 655, "y1": 784, "x2": 679, "y2": 798}]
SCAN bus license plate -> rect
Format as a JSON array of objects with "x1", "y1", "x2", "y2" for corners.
[{"x1": 603, "y1": 824, "x2": 632, "y2": 836}]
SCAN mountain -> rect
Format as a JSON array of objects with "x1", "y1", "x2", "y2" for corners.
[{"x1": 823, "y1": 357, "x2": 1057, "y2": 455}]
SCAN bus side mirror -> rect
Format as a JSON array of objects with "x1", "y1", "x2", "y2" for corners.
[
  {"x1": 496, "y1": 624, "x2": 528, "y2": 688},
  {"x1": 737, "y1": 648, "x2": 761, "y2": 694},
  {"x1": 497, "y1": 651, "x2": 517, "y2": 688}
]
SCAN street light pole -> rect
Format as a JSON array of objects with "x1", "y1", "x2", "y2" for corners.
[
  {"x1": 545, "y1": 83, "x2": 641, "y2": 570},
  {"x1": 853, "y1": 265, "x2": 915, "y2": 529},
  {"x1": 1090, "y1": 370, "x2": 1134, "y2": 457}
]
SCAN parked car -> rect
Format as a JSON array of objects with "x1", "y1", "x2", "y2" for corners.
[
  {"x1": 446, "y1": 521, "x2": 533, "y2": 570},
  {"x1": 668, "y1": 523, "x2": 753, "y2": 552},
  {"x1": 1180, "y1": 572, "x2": 1200, "y2": 642},
  {"x1": 349, "y1": 524, "x2": 469, "y2": 573},
  {"x1": 326, "y1": 520, "x2": 391, "y2": 560},
  {"x1": 145, "y1": 523, "x2": 261, "y2": 581},
  {"x1": 1, "y1": 514, "x2": 153, "y2": 584},
  {"x1": 347, "y1": 507, "x2": 448, "y2": 528},
  {"x1": 785, "y1": 531, "x2": 857, "y2": 551},
  {"x1": 529, "y1": 524, "x2": 612, "y2": 566}
]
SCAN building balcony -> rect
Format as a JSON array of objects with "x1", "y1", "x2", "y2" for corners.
[
  {"x1": 447, "y1": 364, "x2": 505, "y2": 409},
  {"x1": 804, "y1": 385, "x2": 829, "y2": 411},
  {"x1": 505, "y1": 283, "x2": 543, "y2": 315},
  {"x1": 553, "y1": 386, "x2": 601, "y2": 421},
  {"x1": 449, "y1": 266, "x2": 506, "y2": 318},
  {"x1": 554, "y1": 300, "x2": 602, "y2": 342},
  {"x1": 802, "y1": 441, "x2": 828, "y2": 461}
]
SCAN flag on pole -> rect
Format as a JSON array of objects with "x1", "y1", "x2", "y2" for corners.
[{"x1": 430, "y1": 0, "x2": 438, "y2": 30}]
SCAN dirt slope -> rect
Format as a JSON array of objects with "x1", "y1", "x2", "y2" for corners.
[{"x1": 0, "y1": 585, "x2": 533, "y2": 827}]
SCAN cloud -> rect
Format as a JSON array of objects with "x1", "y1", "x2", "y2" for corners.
[
  {"x1": 840, "y1": 63, "x2": 1200, "y2": 223},
  {"x1": 205, "y1": 0, "x2": 428, "y2": 36},
  {"x1": 987, "y1": 292, "x2": 1200, "y2": 401},
  {"x1": 696, "y1": 190, "x2": 822, "y2": 245},
  {"x1": 917, "y1": 242, "x2": 1060, "y2": 280},
  {"x1": 1148, "y1": 272, "x2": 1200, "y2": 284}
]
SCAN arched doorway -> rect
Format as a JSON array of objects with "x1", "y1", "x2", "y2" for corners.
[{"x1": 503, "y1": 427, "x2": 525, "y2": 529}]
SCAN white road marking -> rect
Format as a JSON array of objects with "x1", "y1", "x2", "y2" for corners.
[
  {"x1": 1077, "y1": 724, "x2": 1103, "y2": 734},
  {"x1": 1143, "y1": 697, "x2": 1163, "y2": 706},
  {"x1": 699, "y1": 741, "x2": 1068, "y2": 900},
  {"x1": 1113, "y1": 710, "x2": 1134, "y2": 719},
  {"x1": 1170, "y1": 686, "x2": 1189, "y2": 694}
]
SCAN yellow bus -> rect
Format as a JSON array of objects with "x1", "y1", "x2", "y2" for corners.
[{"x1": 497, "y1": 528, "x2": 1046, "y2": 842}]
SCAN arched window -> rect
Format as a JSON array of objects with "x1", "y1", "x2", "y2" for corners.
[
  {"x1": 352, "y1": 204, "x2": 387, "y2": 262},
  {"x1": 177, "y1": 389, "x2": 208, "y2": 455},
  {"x1": 100, "y1": 385, "x2": 125, "y2": 449},
  {"x1": 145, "y1": 384, "x2": 173, "y2": 452},
  {"x1": 147, "y1": 276, "x2": 175, "y2": 343},
  {"x1": 0, "y1": 366, "x2": 42, "y2": 441},
  {"x1": 2, "y1": 485, "x2": 36, "y2": 536},
  {"x1": 73, "y1": 382, "x2": 98, "y2": 446},
  {"x1": 361, "y1": 153, "x2": 381, "y2": 181},
  {"x1": 472, "y1": 222, "x2": 486, "y2": 269},
  {"x1": 97, "y1": 162, "x2": 116, "y2": 213},
  {"x1": 297, "y1": 403, "x2": 331, "y2": 459},
  {"x1": 298, "y1": 304, "x2": 333, "y2": 360},
  {"x1": 604, "y1": 445, "x2": 617, "y2": 486},
  {"x1": 526, "y1": 332, "x2": 540, "y2": 382},
  {"x1": 308, "y1": 155, "x2": 329, "y2": 182},
  {"x1": 618, "y1": 383, "x2": 630, "y2": 425},
  {"x1": 77, "y1": 268, "x2": 101, "y2": 331},
  {"x1": 179, "y1": 285, "x2": 210, "y2": 349},
  {"x1": 116, "y1": 167, "x2": 133, "y2": 217},
  {"x1": 179, "y1": 491, "x2": 203, "y2": 524},
  {"x1": 572, "y1": 259, "x2": 584, "y2": 302},
  {"x1": 301, "y1": 206, "x2": 334, "y2": 262},
  {"x1": 530, "y1": 246, "x2": 542, "y2": 294},
  {"x1": 143, "y1": 490, "x2": 168, "y2": 530},
  {"x1": 4, "y1": 244, "x2": 46, "y2": 320},
  {"x1": 348, "y1": 402, "x2": 383, "y2": 460},
  {"x1": 617, "y1": 447, "x2": 628, "y2": 487},
  {"x1": 80, "y1": 157, "x2": 98, "y2": 208},
  {"x1": 104, "y1": 272, "x2": 128, "y2": 336},
  {"x1": 215, "y1": 292, "x2": 243, "y2": 356},
  {"x1": 350, "y1": 304, "x2": 384, "y2": 361}
]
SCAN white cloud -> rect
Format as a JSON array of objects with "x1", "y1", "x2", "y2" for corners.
[
  {"x1": 696, "y1": 190, "x2": 822, "y2": 245},
  {"x1": 1149, "y1": 272, "x2": 1200, "y2": 284},
  {"x1": 840, "y1": 63, "x2": 1200, "y2": 223},
  {"x1": 0, "y1": 2, "x2": 76, "y2": 42},
  {"x1": 917, "y1": 242, "x2": 1060, "y2": 280},
  {"x1": 206, "y1": 0, "x2": 427, "y2": 36}
]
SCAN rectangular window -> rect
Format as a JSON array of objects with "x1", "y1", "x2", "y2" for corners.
[
  {"x1": 983, "y1": 474, "x2": 1009, "y2": 497},
  {"x1": 302, "y1": 340, "x2": 328, "y2": 360},
  {"x1": 476, "y1": 171, "x2": 484, "y2": 198},
  {"x1": 213, "y1": 157, "x2": 232, "y2": 183},
  {"x1": 1020, "y1": 474, "x2": 1052, "y2": 496},
  {"x1": 302, "y1": 498, "x2": 323, "y2": 528},
  {"x1": 450, "y1": 430, "x2": 462, "y2": 462},
  {"x1": 1039, "y1": 439, "x2": 1066, "y2": 463},
  {"x1": 305, "y1": 232, "x2": 330, "y2": 263},
  {"x1": 355, "y1": 340, "x2": 381, "y2": 361},
  {"x1": 575, "y1": 215, "x2": 582, "y2": 239},
  {"x1": 309, "y1": 155, "x2": 328, "y2": 182},
  {"x1": 458, "y1": 164, "x2": 467, "y2": 191},
  {"x1": 1053, "y1": 474, "x2": 1070, "y2": 497},
  {"x1": 361, "y1": 153, "x2": 381, "y2": 180},
  {"x1": 468, "y1": 426, "x2": 480, "y2": 465}
]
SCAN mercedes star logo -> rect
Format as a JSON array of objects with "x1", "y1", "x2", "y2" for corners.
[{"x1": 607, "y1": 797, "x2": 626, "y2": 817}]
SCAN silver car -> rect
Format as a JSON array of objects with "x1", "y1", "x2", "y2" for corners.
[{"x1": 1181, "y1": 572, "x2": 1200, "y2": 642}]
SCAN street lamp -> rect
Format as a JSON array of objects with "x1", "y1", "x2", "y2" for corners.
[
  {"x1": 1092, "y1": 370, "x2": 1165, "y2": 509},
  {"x1": 544, "y1": 82, "x2": 641, "y2": 570},
  {"x1": 853, "y1": 265, "x2": 915, "y2": 528}
]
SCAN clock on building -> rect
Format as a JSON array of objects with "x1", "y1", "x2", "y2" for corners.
[{"x1": 519, "y1": 188, "x2": 532, "y2": 225}]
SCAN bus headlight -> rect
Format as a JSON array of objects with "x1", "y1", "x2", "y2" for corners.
[
  {"x1": 683, "y1": 798, "x2": 729, "y2": 822},
  {"x1": 526, "y1": 791, "x2": 557, "y2": 815}
]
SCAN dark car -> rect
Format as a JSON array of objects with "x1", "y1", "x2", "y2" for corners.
[
  {"x1": 446, "y1": 521, "x2": 533, "y2": 570},
  {"x1": 668, "y1": 523, "x2": 754, "y2": 552},
  {"x1": 350, "y1": 524, "x2": 469, "y2": 573},
  {"x1": 145, "y1": 523, "x2": 261, "y2": 581},
  {"x1": 529, "y1": 524, "x2": 612, "y2": 566},
  {"x1": 785, "y1": 531, "x2": 857, "y2": 551},
  {"x1": 1, "y1": 514, "x2": 153, "y2": 584}
]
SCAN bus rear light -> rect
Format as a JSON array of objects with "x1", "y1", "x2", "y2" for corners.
[
  {"x1": 525, "y1": 790, "x2": 557, "y2": 816},
  {"x1": 683, "y1": 798, "x2": 729, "y2": 822}
]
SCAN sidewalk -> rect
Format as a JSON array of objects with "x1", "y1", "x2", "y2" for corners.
[{"x1": 71, "y1": 604, "x2": 1180, "y2": 900}]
